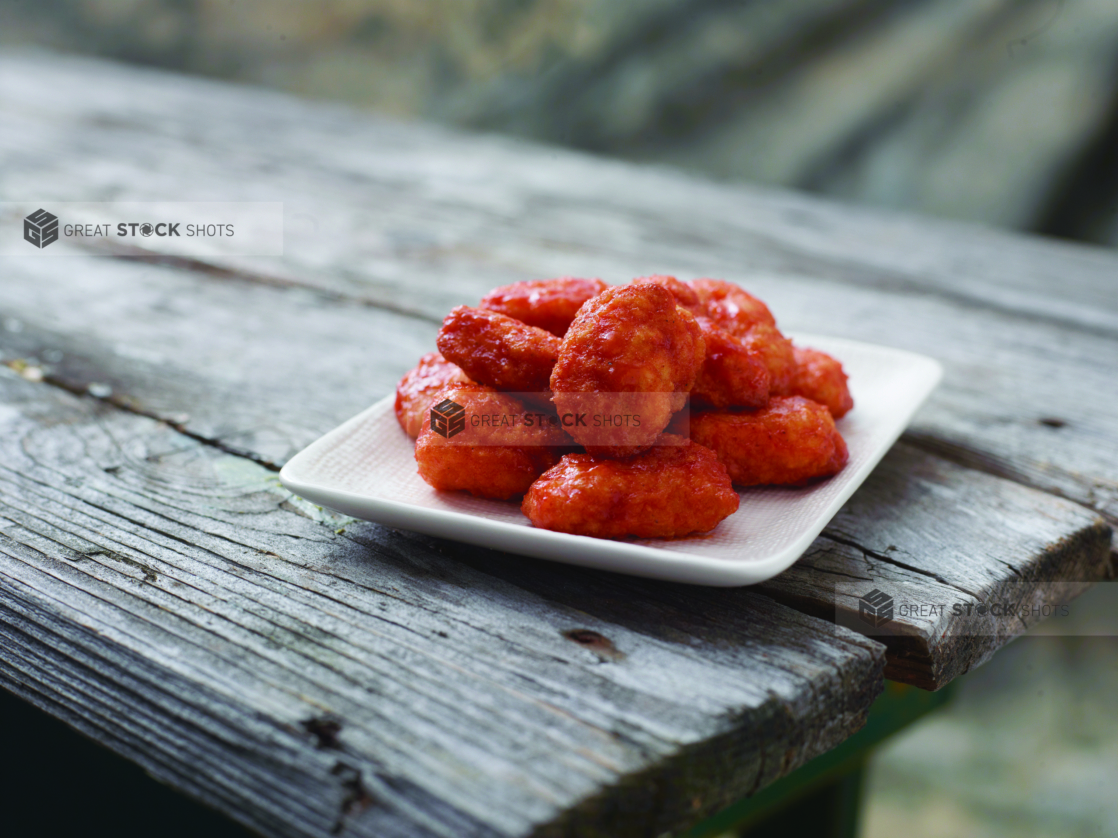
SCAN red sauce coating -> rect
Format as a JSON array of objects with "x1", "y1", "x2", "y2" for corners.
[
  {"x1": 522, "y1": 435, "x2": 738, "y2": 538},
  {"x1": 479, "y1": 277, "x2": 608, "y2": 336},
  {"x1": 687, "y1": 396, "x2": 848, "y2": 486}
]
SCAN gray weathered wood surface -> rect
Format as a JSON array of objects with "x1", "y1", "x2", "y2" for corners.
[
  {"x1": 0, "y1": 368, "x2": 884, "y2": 837},
  {"x1": 0, "y1": 53, "x2": 1115, "y2": 835},
  {"x1": 0, "y1": 253, "x2": 1111, "y2": 691},
  {"x1": 761, "y1": 444, "x2": 1111, "y2": 689}
]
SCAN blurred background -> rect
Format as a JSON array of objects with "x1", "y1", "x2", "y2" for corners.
[
  {"x1": 2, "y1": 0, "x2": 1118, "y2": 247},
  {"x1": 1, "y1": 2, "x2": 1115, "y2": 836}
]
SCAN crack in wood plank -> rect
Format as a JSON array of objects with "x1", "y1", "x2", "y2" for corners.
[{"x1": 820, "y1": 532, "x2": 985, "y2": 600}]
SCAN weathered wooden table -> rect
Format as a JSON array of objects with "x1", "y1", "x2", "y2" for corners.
[{"x1": 0, "y1": 53, "x2": 1114, "y2": 838}]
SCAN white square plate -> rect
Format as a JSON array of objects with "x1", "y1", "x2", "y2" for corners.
[{"x1": 280, "y1": 335, "x2": 942, "y2": 586}]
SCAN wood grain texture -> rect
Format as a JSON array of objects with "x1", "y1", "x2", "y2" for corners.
[
  {"x1": 3, "y1": 51, "x2": 1118, "y2": 330},
  {"x1": 759, "y1": 443, "x2": 1112, "y2": 690},
  {"x1": 0, "y1": 368, "x2": 885, "y2": 837},
  {"x1": 0, "y1": 255, "x2": 438, "y2": 467},
  {"x1": 0, "y1": 52, "x2": 1115, "y2": 836},
  {"x1": 0, "y1": 251, "x2": 1110, "y2": 695},
  {"x1": 3, "y1": 51, "x2": 1117, "y2": 532},
  {"x1": 0, "y1": 50, "x2": 1113, "y2": 687}
]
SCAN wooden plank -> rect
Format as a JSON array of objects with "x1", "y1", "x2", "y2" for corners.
[
  {"x1": 3, "y1": 52, "x2": 1118, "y2": 533},
  {"x1": 0, "y1": 367, "x2": 885, "y2": 838},
  {"x1": 3, "y1": 207, "x2": 1118, "y2": 537},
  {"x1": 759, "y1": 443, "x2": 1112, "y2": 690},
  {"x1": 0, "y1": 256, "x2": 439, "y2": 467},
  {"x1": 0, "y1": 50, "x2": 1113, "y2": 795},
  {"x1": 0, "y1": 254, "x2": 1110, "y2": 693},
  {"x1": 0, "y1": 51, "x2": 1112, "y2": 830},
  {"x1": 2, "y1": 51, "x2": 1118, "y2": 332}
]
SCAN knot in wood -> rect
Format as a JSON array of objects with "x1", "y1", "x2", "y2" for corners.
[{"x1": 563, "y1": 629, "x2": 624, "y2": 662}]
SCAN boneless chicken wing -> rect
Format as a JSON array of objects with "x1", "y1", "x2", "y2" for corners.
[
  {"x1": 641, "y1": 279, "x2": 770, "y2": 408},
  {"x1": 686, "y1": 279, "x2": 794, "y2": 397},
  {"x1": 415, "y1": 384, "x2": 571, "y2": 499},
  {"x1": 689, "y1": 316, "x2": 770, "y2": 408},
  {"x1": 689, "y1": 278, "x2": 776, "y2": 336},
  {"x1": 687, "y1": 396, "x2": 848, "y2": 486},
  {"x1": 738, "y1": 322, "x2": 797, "y2": 396},
  {"x1": 394, "y1": 352, "x2": 471, "y2": 437},
  {"x1": 479, "y1": 277, "x2": 608, "y2": 336},
  {"x1": 437, "y1": 305, "x2": 560, "y2": 394},
  {"x1": 411, "y1": 272, "x2": 854, "y2": 540},
  {"x1": 788, "y1": 346, "x2": 854, "y2": 418},
  {"x1": 522, "y1": 435, "x2": 738, "y2": 538},
  {"x1": 550, "y1": 283, "x2": 705, "y2": 457}
]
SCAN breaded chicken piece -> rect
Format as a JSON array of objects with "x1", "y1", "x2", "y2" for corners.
[
  {"x1": 690, "y1": 316, "x2": 770, "y2": 408},
  {"x1": 437, "y1": 305, "x2": 560, "y2": 395},
  {"x1": 686, "y1": 278, "x2": 793, "y2": 395},
  {"x1": 689, "y1": 278, "x2": 776, "y2": 336},
  {"x1": 415, "y1": 384, "x2": 571, "y2": 499},
  {"x1": 687, "y1": 396, "x2": 848, "y2": 486},
  {"x1": 788, "y1": 346, "x2": 854, "y2": 418},
  {"x1": 522, "y1": 434, "x2": 738, "y2": 538},
  {"x1": 550, "y1": 283, "x2": 705, "y2": 457},
  {"x1": 739, "y1": 323, "x2": 797, "y2": 396},
  {"x1": 394, "y1": 352, "x2": 472, "y2": 438},
  {"x1": 479, "y1": 277, "x2": 608, "y2": 336}
]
